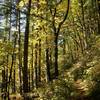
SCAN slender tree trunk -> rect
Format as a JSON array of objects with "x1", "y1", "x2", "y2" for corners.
[
  {"x1": 46, "y1": 37, "x2": 51, "y2": 82},
  {"x1": 63, "y1": 37, "x2": 66, "y2": 55},
  {"x1": 2, "y1": 69, "x2": 6, "y2": 99},
  {"x1": 28, "y1": 69, "x2": 31, "y2": 91},
  {"x1": 18, "y1": 10, "x2": 22, "y2": 94},
  {"x1": 38, "y1": 39, "x2": 41, "y2": 82},
  {"x1": 34, "y1": 44, "x2": 38, "y2": 88},
  {"x1": 9, "y1": 7, "x2": 12, "y2": 41},
  {"x1": 23, "y1": 0, "x2": 31, "y2": 93},
  {"x1": 31, "y1": 45, "x2": 34, "y2": 88},
  {"x1": 13, "y1": 64, "x2": 16, "y2": 93},
  {"x1": 97, "y1": 0, "x2": 100, "y2": 34},
  {"x1": 11, "y1": 35, "x2": 17, "y2": 93},
  {"x1": 5, "y1": 55, "x2": 8, "y2": 93},
  {"x1": 8, "y1": 35, "x2": 17, "y2": 89},
  {"x1": 54, "y1": 33, "x2": 59, "y2": 78},
  {"x1": 2, "y1": 57, "x2": 7, "y2": 100}
]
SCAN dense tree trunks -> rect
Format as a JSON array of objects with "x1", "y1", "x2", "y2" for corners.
[
  {"x1": 79, "y1": 0, "x2": 87, "y2": 51},
  {"x1": 73, "y1": 14, "x2": 85, "y2": 54},
  {"x1": 23, "y1": 0, "x2": 31, "y2": 93}
]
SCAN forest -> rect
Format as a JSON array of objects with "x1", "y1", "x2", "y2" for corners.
[{"x1": 0, "y1": 0, "x2": 100, "y2": 100}]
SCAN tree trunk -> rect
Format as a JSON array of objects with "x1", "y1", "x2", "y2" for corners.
[
  {"x1": 2, "y1": 69, "x2": 6, "y2": 99},
  {"x1": 38, "y1": 39, "x2": 41, "y2": 82},
  {"x1": 54, "y1": 33, "x2": 59, "y2": 78},
  {"x1": 13, "y1": 64, "x2": 16, "y2": 93},
  {"x1": 8, "y1": 35, "x2": 17, "y2": 89},
  {"x1": 97, "y1": 0, "x2": 100, "y2": 34},
  {"x1": 28, "y1": 69, "x2": 31, "y2": 91},
  {"x1": 80, "y1": 0, "x2": 87, "y2": 50},
  {"x1": 18, "y1": 10, "x2": 22, "y2": 94},
  {"x1": 46, "y1": 37, "x2": 51, "y2": 82},
  {"x1": 23, "y1": 0, "x2": 31, "y2": 93},
  {"x1": 31, "y1": 45, "x2": 34, "y2": 88},
  {"x1": 34, "y1": 44, "x2": 38, "y2": 88}
]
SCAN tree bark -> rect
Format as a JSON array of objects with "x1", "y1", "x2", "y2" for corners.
[
  {"x1": 31, "y1": 45, "x2": 34, "y2": 88},
  {"x1": 54, "y1": 33, "x2": 59, "y2": 78},
  {"x1": 18, "y1": 10, "x2": 22, "y2": 94},
  {"x1": 23, "y1": 0, "x2": 31, "y2": 93},
  {"x1": 46, "y1": 37, "x2": 51, "y2": 82},
  {"x1": 34, "y1": 44, "x2": 38, "y2": 88},
  {"x1": 38, "y1": 39, "x2": 41, "y2": 82},
  {"x1": 97, "y1": 0, "x2": 100, "y2": 34}
]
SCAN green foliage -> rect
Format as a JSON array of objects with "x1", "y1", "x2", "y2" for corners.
[
  {"x1": 38, "y1": 77, "x2": 75, "y2": 100},
  {"x1": 0, "y1": 0, "x2": 100, "y2": 99}
]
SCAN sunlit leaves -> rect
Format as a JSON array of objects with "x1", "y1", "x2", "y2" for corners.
[
  {"x1": 71, "y1": 0, "x2": 79, "y2": 15},
  {"x1": 18, "y1": 0, "x2": 29, "y2": 8}
]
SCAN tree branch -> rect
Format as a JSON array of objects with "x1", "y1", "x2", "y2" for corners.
[{"x1": 57, "y1": 0, "x2": 70, "y2": 34}]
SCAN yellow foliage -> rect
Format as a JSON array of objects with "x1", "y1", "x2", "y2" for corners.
[{"x1": 18, "y1": 0, "x2": 29, "y2": 8}]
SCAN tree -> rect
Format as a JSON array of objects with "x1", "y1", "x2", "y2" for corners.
[
  {"x1": 23, "y1": 0, "x2": 31, "y2": 93},
  {"x1": 46, "y1": 0, "x2": 70, "y2": 78}
]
